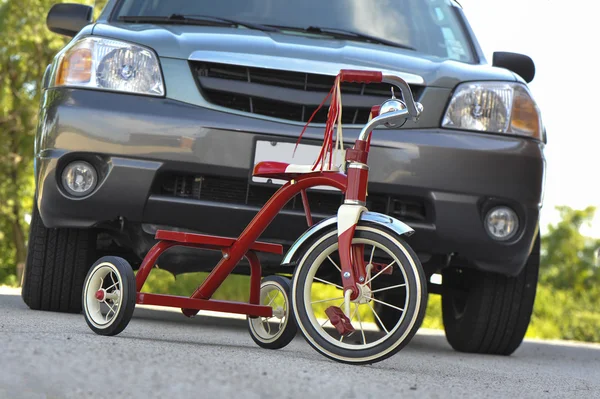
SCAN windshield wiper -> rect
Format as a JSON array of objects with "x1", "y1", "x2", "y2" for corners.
[
  {"x1": 268, "y1": 25, "x2": 416, "y2": 51},
  {"x1": 118, "y1": 14, "x2": 279, "y2": 32}
]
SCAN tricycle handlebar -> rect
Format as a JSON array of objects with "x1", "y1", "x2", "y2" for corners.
[
  {"x1": 338, "y1": 70, "x2": 424, "y2": 142},
  {"x1": 338, "y1": 69, "x2": 422, "y2": 127}
]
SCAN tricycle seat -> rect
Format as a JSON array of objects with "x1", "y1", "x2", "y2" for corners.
[
  {"x1": 253, "y1": 161, "x2": 339, "y2": 180},
  {"x1": 155, "y1": 230, "x2": 283, "y2": 255}
]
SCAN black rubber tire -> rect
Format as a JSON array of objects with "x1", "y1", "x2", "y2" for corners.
[
  {"x1": 247, "y1": 276, "x2": 298, "y2": 350},
  {"x1": 82, "y1": 256, "x2": 136, "y2": 336},
  {"x1": 292, "y1": 226, "x2": 427, "y2": 365},
  {"x1": 441, "y1": 234, "x2": 540, "y2": 355},
  {"x1": 21, "y1": 202, "x2": 96, "y2": 313}
]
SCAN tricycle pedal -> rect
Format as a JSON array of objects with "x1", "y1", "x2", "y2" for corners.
[{"x1": 325, "y1": 306, "x2": 355, "y2": 337}]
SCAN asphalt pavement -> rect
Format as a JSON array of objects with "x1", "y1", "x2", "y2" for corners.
[{"x1": 1, "y1": 288, "x2": 599, "y2": 399}]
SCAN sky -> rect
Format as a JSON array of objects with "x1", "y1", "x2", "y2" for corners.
[{"x1": 459, "y1": 0, "x2": 599, "y2": 237}]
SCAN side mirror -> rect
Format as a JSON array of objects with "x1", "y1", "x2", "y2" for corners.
[
  {"x1": 47, "y1": 3, "x2": 93, "y2": 37},
  {"x1": 492, "y1": 51, "x2": 535, "y2": 83}
]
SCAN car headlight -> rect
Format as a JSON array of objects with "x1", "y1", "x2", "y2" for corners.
[
  {"x1": 442, "y1": 82, "x2": 542, "y2": 140},
  {"x1": 52, "y1": 37, "x2": 164, "y2": 96}
]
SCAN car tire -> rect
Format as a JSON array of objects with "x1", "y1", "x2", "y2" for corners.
[
  {"x1": 21, "y1": 202, "x2": 97, "y2": 313},
  {"x1": 441, "y1": 233, "x2": 540, "y2": 355}
]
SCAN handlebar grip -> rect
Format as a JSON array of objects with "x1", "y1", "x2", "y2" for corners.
[{"x1": 339, "y1": 69, "x2": 383, "y2": 83}]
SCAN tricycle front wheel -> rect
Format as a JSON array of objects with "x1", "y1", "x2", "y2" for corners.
[
  {"x1": 82, "y1": 256, "x2": 136, "y2": 336},
  {"x1": 291, "y1": 226, "x2": 427, "y2": 365}
]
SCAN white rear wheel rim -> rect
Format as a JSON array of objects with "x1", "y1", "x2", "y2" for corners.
[
  {"x1": 84, "y1": 262, "x2": 124, "y2": 329},
  {"x1": 249, "y1": 282, "x2": 289, "y2": 343}
]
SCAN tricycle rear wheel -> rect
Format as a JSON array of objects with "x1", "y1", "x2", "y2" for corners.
[
  {"x1": 82, "y1": 256, "x2": 136, "y2": 336},
  {"x1": 247, "y1": 275, "x2": 297, "y2": 349}
]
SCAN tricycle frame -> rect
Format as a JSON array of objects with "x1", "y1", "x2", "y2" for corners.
[
  {"x1": 134, "y1": 172, "x2": 348, "y2": 318},
  {"x1": 133, "y1": 70, "x2": 420, "y2": 321}
]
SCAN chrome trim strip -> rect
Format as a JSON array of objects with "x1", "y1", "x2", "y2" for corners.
[
  {"x1": 347, "y1": 163, "x2": 369, "y2": 170},
  {"x1": 344, "y1": 199, "x2": 366, "y2": 206},
  {"x1": 188, "y1": 50, "x2": 425, "y2": 85},
  {"x1": 280, "y1": 211, "x2": 415, "y2": 265}
]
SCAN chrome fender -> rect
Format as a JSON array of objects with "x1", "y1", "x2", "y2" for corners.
[{"x1": 281, "y1": 211, "x2": 414, "y2": 266}]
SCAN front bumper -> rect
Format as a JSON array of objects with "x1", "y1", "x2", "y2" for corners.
[{"x1": 37, "y1": 88, "x2": 544, "y2": 276}]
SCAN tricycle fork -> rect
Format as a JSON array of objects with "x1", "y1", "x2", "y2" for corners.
[{"x1": 337, "y1": 204, "x2": 368, "y2": 307}]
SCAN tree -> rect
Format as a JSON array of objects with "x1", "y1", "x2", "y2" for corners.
[
  {"x1": 540, "y1": 206, "x2": 600, "y2": 292},
  {"x1": 0, "y1": 0, "x2": 106, "y2": 285}
]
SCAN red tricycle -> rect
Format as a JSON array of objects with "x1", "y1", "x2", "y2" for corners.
[{"x1": 82, "y1": 70, "x2": 427, "y2": 365}]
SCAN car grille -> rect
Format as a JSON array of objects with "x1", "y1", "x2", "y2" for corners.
[
  {"x1": 157, "y1": 174, "x2": 428, "y2": 222},
  {"x1": 190, "y1": 62, "x2": 424, "y2": 125}
]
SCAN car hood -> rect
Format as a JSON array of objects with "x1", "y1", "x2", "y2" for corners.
[{"x1": 91, "y1": 23, "x2": 516, "y2": 88}]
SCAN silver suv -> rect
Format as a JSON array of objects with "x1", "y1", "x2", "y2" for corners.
[{"x1": 23, "y1": 0, "x2": 545, "y2": 356}]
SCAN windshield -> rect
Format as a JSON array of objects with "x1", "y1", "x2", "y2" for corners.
[{"x1": 114, "y1": 0, "x2": 475, "y2": 63}]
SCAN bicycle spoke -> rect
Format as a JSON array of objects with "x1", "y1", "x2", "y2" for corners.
[
  {"x1": 371, "y1": 297, "x2": 404, "y2": 312},
  {"x1": 356, "y1": 305, "x2": 367, "y2": 345},
  {"x1": 365, "y1": 260, "x2": 396, "y2": 284},
  {"x1": 350, "y1": 303, "x2": 358, "y2": 321},
  {"x1": 327, "y1": 256, "x2": 341, "y2": 273},
  {"x1": 313, "y1": 277, "x2": 343, "y2": 290},
  {"x1": 368, "y1": 303, "x2": 389, "y2": 334},
  {"x1": 369, "y1": 245, "x2": 375, "y2": 264},
  {"x1": 279, "y1": 316, "x2": 285, "y2": 330},
  {"x1": 266, "y1": 291, "x2": 278, "y2": 307},
  {"x1": 105, "y1": 302, "x2": 116, "y2": 320},
  {"x1": 371, "y1": 283, "x2": 406, "y2": 294},
  {"x1": 105, "y1": 280, "x2": 119, "y2": 292},
  {"x1": 311, "y1": 296, "x2": 344, "y2": 304},
  {"x1": 263, "y1": 291, "x2": 273, "y2": 305}
]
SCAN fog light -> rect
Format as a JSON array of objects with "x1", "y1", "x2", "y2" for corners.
[
  {"x1": 485, "y1": 207, "x2": 519, "y2": 241},
  {"x1": 62, "y1": 161, "x2": 97, "y2": 197}
]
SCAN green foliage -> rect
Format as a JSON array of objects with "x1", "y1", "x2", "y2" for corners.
[
  {"x1": 421, "y1": 293, "x2": 443, "y2": 330},
  {"x1": 540, "y1": 206, "x2": 600, "y2": 292},
  {"x1": 141, "y1": 269, "x2": 253, "y2": 302},
  {"x1": 0, "y1": 0, "x2": 106, "y2": 285},
  {"x1": 528, "y1": 206, "x2": 600, "y2": 342},
  {"x1": 526, "y1": 284, "x2": 600, "y2": 342}
]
